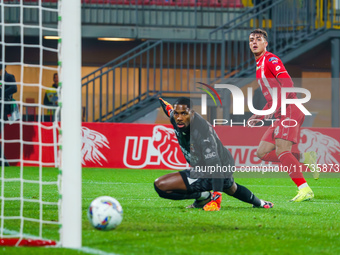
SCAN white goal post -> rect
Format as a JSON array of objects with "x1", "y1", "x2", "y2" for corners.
[
  {"x1": 60, "y1": 0, "x2": 82, "y2": 249},
  {"x1": 0, "y1": 0, "x2": 82, "y2": 248}
]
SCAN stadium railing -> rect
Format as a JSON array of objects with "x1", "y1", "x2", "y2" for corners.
[
  {"x1": 81, "y1": 39, "x2": 222, "y2": 122},
  {"x1": 80, "y1": 0, "x2": 249, "y2": 35},
  {"x1": 4, "y1": 0, "x2": 245, "y2": 7},
  {"x1": 81, "y1": 0, "x2": 244, "y2": 8},
  {"x1": 3, "y1": 0, "x2": 249, "y2": 39}
]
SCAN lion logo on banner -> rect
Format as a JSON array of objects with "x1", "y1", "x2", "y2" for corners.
[
  {"x1": 81, "y1": 127, "x2": 110, "y2": 166},
  {"x1": 298, "y1": 129, "x2": 340, "y2": 165},
  {"x1": 123, "y1": 125, "x2": 188, "y2": 169},
  {"x1": 152, "y1": 125, "x2": 186, "y2": 169}
]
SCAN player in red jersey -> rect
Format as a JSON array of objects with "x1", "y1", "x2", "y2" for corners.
[{"x1": 247, "y1": 28, "x2": 317, "y2": 202}]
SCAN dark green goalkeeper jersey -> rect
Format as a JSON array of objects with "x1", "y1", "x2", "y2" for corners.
[{"x1": 170, "y1": 111, "x2": 234, "y2": 170}]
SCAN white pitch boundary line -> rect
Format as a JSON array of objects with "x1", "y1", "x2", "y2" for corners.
[
  {"x1": 75, "y1": 246, "x2": 120, "y2": 255},
  {"x1": 83, "y1": 197, "x2": 159, "y2": 201},
  {"x1": 244, "y1": 185, "x2": 340, "y2": 189},
  {"x1": 112, "y1": 198, "x2": 339, "y2": 204},
  {"x1": 83, "y1": 182, "x2": 147, "y2": 185},
  {"x1": 3, "y1": 228, "x2": 45, "y2": 240},
  {"x1": 2, "y1": 228, "x2": 120, "y2": 255},
  {"x1": 83, "y1": 197, "x2": 339, "y2": 204}
]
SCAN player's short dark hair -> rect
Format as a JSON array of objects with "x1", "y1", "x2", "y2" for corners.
[
  {"x1": 249, "y1": 28, "x2": 268, "y2": 42},
  {"x1": 174, "y1": 97, "x2": 194, "y2": 109}
]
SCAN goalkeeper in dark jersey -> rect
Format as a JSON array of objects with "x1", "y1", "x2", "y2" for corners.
[{"x1": 154, "y1": 97, "x2": 273, "y2": 211}]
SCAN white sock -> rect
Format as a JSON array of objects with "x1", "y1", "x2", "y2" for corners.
[
  {"x1": 198, "y1": 191, "x2": 211, "y2": 200},
  {"x1": 298, "y1": 183, "x2": 309, "y2": 190},
  {"x1": 260, "y1": 200, "x2": 265, "y2": 207}
]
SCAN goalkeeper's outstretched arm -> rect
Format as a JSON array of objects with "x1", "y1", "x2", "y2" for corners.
[{"x1": 159, "y1": 98, "x2": 173, "y2": 118}]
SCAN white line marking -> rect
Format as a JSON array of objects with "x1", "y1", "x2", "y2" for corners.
[
  {"x1": 245, "y1": 185, "x2": 340, "y2": 189},
  {"x1": 76, "y1": 246, "x2": 120, "y2": 255},
  {"x1": 83, "y1": 197, "x2": 158, "y2": 201},
  {"x1": 83, "y1": 182, "x2": 147, "y2": 185},
  {"x1": 2, "y1": 228, "x2": 45, "y2": 240}
]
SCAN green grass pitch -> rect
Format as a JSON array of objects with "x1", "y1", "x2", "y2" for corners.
[{"x1": 1, "y1": 167, "x2": 339, "y2": 255}]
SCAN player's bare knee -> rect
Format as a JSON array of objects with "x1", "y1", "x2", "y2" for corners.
[
  {"x1": 275, "y1": 147, "x2": 286, "y2": 157},
  {"x1": 275, "y1": 144, "x2": 288, "y2": 156},
  {"x1": 154, "y1": 179, "x2": 166, "y2": 198},
  {"x1": 275, "y1": 139, "x2": 292, "y2": 156},
  {"x1": 256, "y1": 148, "x2": 267, "y2": 159},
  {"x1": 154, "y1": 178, "x2": 167, "y2": 192},
  {"x1": 256, "y1": 150, "x2": 264, "y2": 159}
]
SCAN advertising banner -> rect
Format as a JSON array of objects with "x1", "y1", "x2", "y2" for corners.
[{"x1": 4, "y1": 123, "x2": 340, "y2": 171}]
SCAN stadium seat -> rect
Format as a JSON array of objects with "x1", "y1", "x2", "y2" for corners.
[
  {"x1": 172, "y1": 0, "x2": 198, "y2": 7},
  {"x1": 149, "y1": 0, "x2": 172, "y2": 6},
  {"x1": 127, "y1": 0, "x2": 151, "y2": 5},
  {"x1": 200, "y1": 0, "x2": 219, "y2": 7},
  {"x1": 221, "y1": 0, "x2": 243, "y2": 8}
]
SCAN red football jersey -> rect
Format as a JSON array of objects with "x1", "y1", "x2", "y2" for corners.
[{"x1": 255, "y1": 51, "x2": 295, "y2": 115}]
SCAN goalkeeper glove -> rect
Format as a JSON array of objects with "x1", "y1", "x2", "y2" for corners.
[{"x1": 159, "y1": 97, "x2": 173, "y2": 117}]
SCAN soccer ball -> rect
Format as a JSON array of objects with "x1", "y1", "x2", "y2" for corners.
[{"x1": 87, "y1": 196, "x2": 123, "y2": 231}]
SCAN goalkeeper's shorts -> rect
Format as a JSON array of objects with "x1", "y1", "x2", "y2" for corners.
[{"x1": 179, "y1": 169, "x2": 234, "y2": 193}]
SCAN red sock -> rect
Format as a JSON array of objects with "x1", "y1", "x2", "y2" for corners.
[
  {"x1": 261, "y1": 150, "x2": 280, "y2": 162},
  {"x1": 293, "y1": 152, "x2": 301, "y2": 161},
  {"x1": 278, "y1": 151, "x2": 307, "y2": 187},
  {"x1": 261, "y1": 150, "x2": 300, "y2": 162}
]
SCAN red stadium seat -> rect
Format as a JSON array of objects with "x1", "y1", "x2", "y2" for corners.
[
  {"x1": 149, "y1": 0, "x2": 172, "y2": 6},
  {"x1": 221, "y1": 0, "x2": 243, "y2": 8},
  {"x1": 172, "y1": 0, "x2": 198, "y2": 7},
  {"x1": 127, "y1": 0, "x2": 151, "y2": 5},
  {"x1": 200, "y1": 0, "x2": 219, "y2": 7}
]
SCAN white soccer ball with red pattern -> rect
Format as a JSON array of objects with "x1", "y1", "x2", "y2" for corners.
[{"x1": 87, "y1": 196, "x2": 123, "y2": 231}]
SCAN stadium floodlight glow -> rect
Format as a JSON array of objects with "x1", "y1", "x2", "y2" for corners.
[
  {"x1": 44, "y1": 36, "x2": 60, "y2": 40},
  {"x1": 97, "y1": 37, "x2": 135, "y2": 41}
]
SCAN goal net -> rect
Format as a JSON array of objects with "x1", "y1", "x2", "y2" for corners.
[{"x1": 0, "y1": 0, "x2": 81, "y2": 248}]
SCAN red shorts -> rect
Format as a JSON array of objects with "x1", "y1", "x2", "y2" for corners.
[{"x1": 261, "y1": 104, "x2": 305, "y2": 144}]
